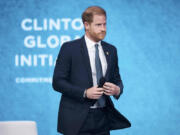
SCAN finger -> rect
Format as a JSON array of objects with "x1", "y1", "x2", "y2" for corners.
[
  {"x1": 103, "y1": 85, "x2": 110, "y2": 90},
  {"x1": 104, "y1": 86, "x2": 113, "y2": 92},
  {"x1": 104, "y1": 91, "x2": 112, "y2": 96},
  {"x1": 96, "y1": 88, "x2": 104, "y2": 92},
  {"x1": 104, "y1": 82, "x2": 112, "y2": 86},
  {"x1": 104, "y1": 89, "x2": 111, "y2": 93},
  {"x1": 104, "y1": 82, "x2": 115, "y2": 87},
  {"x1": 94, "y1": 92, "x2": 103, "y2": 96},
  {"x1": 93, "y1": 90, "x2": 103, "y2": 94}
]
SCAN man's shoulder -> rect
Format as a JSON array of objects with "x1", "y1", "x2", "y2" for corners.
[
  {"x1": 60, "y1": 37, "x2": 83, "y2": 53},
  {"x1": 62, "y1": 37, "x2": 83, "y2": 46},
  {"x1": 101, "y1": 40, "x2": 117, "y2": 50}
]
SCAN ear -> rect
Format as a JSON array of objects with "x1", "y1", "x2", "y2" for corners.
[{"x1": 84, "y1": 21, "x2": 90, "y2": 31}]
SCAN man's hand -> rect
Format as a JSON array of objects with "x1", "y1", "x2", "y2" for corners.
[
  {"x1": 103, "y1": 82, "x2": 120, "y2": 96},
  {"x1": 86, "y1": 86, "x2": 104, "y2": 99}
]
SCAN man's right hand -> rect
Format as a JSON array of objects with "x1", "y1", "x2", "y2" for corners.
[{"x1": 86, "y1": 86, "x2": 104, "y2": 99}]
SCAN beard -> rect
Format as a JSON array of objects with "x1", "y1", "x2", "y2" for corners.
[
  {"x1": 87, "y1": 31, "x2": 106, "y2": 42},
  {"x1": 94, "y1": 31, "x2": 106, "y2": 41},
  {"x1": 98, "y1": 32, "x2": 106, "y2": 39}
]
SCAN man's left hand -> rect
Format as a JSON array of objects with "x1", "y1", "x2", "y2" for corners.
[{"x1": 103, "y1": 82, "x2": 120, "y2": 96}]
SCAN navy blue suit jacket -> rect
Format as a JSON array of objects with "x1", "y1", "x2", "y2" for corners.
[{"x1": 52, "y1": 36, "x2": 131, "y2": 135}]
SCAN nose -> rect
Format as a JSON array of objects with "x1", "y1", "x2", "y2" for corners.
[{"x1": 101, "y1": 24, "x2": 106, "y2": 31}]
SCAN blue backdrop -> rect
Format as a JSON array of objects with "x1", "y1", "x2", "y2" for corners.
[{"x1": 0, "y1": 0, "x2": 180, "y2": 135}]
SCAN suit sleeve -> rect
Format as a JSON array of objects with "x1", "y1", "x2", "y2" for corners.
[
  {"x1": 112, "y1": 47, "x2": 124, "y2": 100},
  {"x1": 52, "y1": 43, "x2": 85, "y2": 102}
]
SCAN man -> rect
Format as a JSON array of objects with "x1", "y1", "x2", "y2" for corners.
[{"x1": 52, "y1": 6, "x2": 131, "y2": 135}]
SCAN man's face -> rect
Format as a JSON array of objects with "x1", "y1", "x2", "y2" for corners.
[{"x1": 85, "y1": 15, "x2": 106, "y2": 42}]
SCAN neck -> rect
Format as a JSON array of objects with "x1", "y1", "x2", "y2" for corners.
[{"x1": 85, "y1": 33, "x2": 100, "y2": 43}]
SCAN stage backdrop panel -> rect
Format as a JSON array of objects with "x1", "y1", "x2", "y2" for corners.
[{"x1": 0, "y1": 0, "x2": 180, "y2": 135}]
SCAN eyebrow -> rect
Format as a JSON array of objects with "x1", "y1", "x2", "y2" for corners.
[{"x1": 95, "y1": 23, "x2": 106, "y2": 25}]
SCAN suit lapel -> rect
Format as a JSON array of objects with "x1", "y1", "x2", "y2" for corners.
[
  {"x1": 80, "y1": 36, "x2": 93, "y2": 86},
  {"x1": 101, "y1": 41, "x2": 111, "y2": 80}
]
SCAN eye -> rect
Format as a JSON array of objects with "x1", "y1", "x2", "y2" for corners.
[{"x1": 96, "y1": 24, "x2": 101, "y2": 26}]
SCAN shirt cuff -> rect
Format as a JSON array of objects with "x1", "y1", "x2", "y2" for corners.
[{"x1": 83, "y1": 89, "x2": 87, "y2": 98}]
